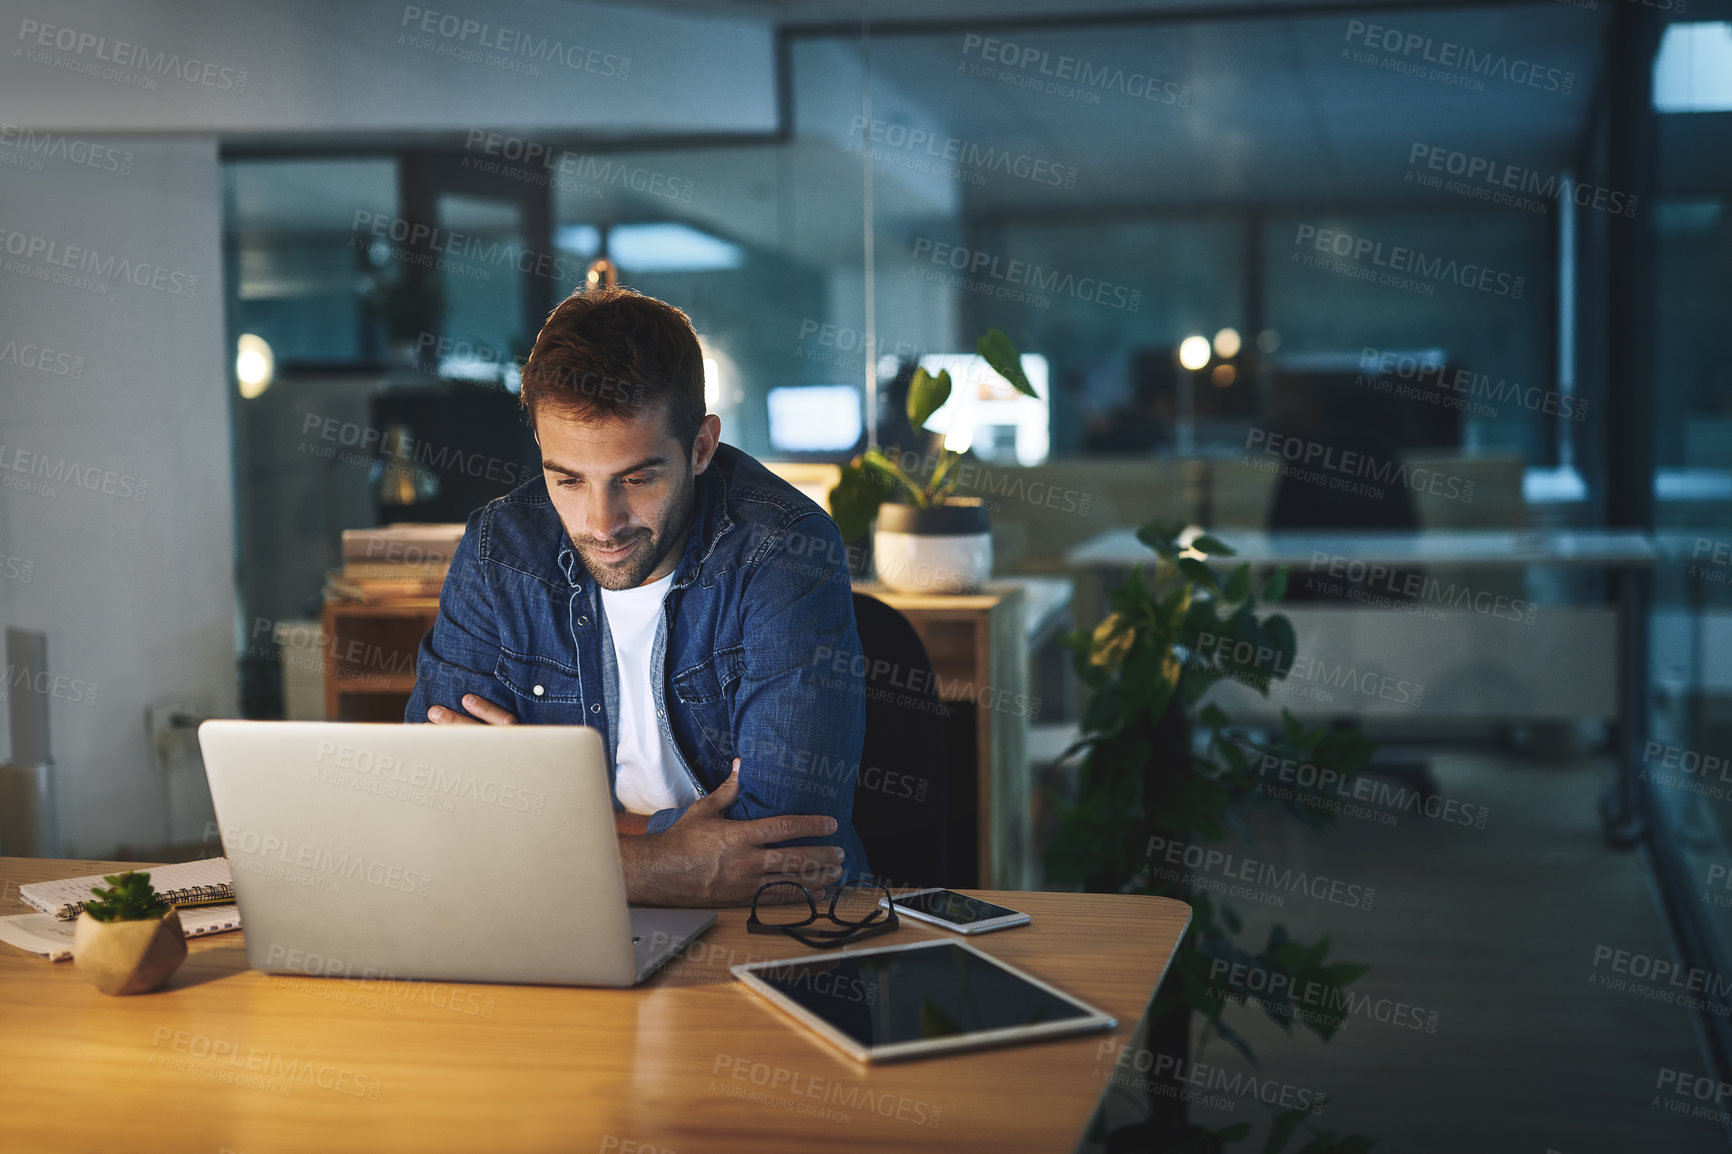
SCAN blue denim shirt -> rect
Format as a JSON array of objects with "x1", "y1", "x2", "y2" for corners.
[{"x1": 404, "y1": 443, "x2": 869, "y2": 877}]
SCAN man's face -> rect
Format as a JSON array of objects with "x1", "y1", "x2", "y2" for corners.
[{"x1": 536, "y1": 403, "x2": 720, "y2": 590}]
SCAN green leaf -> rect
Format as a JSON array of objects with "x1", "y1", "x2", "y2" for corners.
[
  {"x1": 1177, "y1": 556, "x2": 1221, "y2": 592},
  {"x1": 1135, "y1": 521, "x2": 1188, "y2": 558},
  {"x1": 1160, "y1": 584, "x2": 1195, "y2": 632},
  {"x1": 827, "y1": 457, "x2": 890, "y2": 543},
  {"x1": 975, "y1": 328, "x2": 1037, "y2": 397},
  {"x1": 1262, "y1": 567, "x2": 1289, "y2": 602},
  {"x1": 83, "y1": 870, "x2": 169, "y2": 923},
  {"x1": 1223, "y1": 564, "x2": 1251, "y2": 604},
  {"x1": 906, "y1": 366, "x2": 952, "y2": 430},
  {"x1": 1262, "y1": 615, "x2": 1299, "y2": 679},
  {"x1": 1190, "y1": 534, "x2": 1237, "y2": 557},
  {"x1": 1264, "y1": 1107, "x2": 1306, "y2": 1154}
]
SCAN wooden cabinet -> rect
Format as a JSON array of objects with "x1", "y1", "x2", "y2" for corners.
[{"x1": 319, "y1": 599, "x2": 439, "y2": 722}]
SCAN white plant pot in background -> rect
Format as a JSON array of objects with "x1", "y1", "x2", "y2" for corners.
[{"x1": 872, "y1": 500, "x2": 993, "y2": 594}]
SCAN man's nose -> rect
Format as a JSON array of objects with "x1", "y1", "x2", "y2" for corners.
[{"x1": 583, "y1": 487, "x2": 633, "y2": 542}]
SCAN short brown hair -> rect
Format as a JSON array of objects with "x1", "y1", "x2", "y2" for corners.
[{"x1": 518, "y1": 286, "x2": 706, "y2": 447}]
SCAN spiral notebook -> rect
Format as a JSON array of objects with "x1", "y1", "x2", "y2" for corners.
[
  {"x1": 19, "y1": 858, "x2": 235, "y2": 921},
  {"x1": 0, "y1": 903, "x2": 242, "y2": 961}
]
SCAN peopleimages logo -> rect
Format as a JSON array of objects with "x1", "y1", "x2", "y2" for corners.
[
  {"x1": 1146, "y1": 836, "x2": 1376, "y2": 910},
  {"x1": 1244, "y1": 428, "x2": 1476, "y2": 504},
  {"x1": 959, "y1": 34, "x2": 1191, "y2": 107},
  {"x1": 352, "y1": 210, "x2": 575, "y2": 283},
  {"x1": 1094, "y1": 1040, "x2": 1330, "y2": 1115},
  {"x1": 16, "y1": 19, "x2": 249, "y2": 92},
  {"x1": 1358, "y1": 347, "x2": 1587, "y2": 423},
  {"x1": 461, "y1": 131, "x2": 693, "y2": 202},
  {"x1": 218, "y1": 826, "x2": 434, "y2": 897},
  {"x1": 0, "y1": 443, "x2": 148, "y2": 502},
  {"x1": 1209, "y1": 958, "x2": 1441, "y2": 1033},
  {"x1": 1293, "y1": 224, "x2": 1524, "y2": 299},
  {"x1": 1342, "y1": 19, "x2": 1574, "y2": 95},
  {"x1": 1407, "y1": 143, "x2": 1637, "y2": 218},
  {"x1": 847, "y1": 116, "x2": 1079, "y2": 190},
  {"x1": 399, "y1": 6, "x2": 630, "y2": 79},
  {"x1": 909, "y1": 237, "x2": 1141, "y2": 312},
  {"x1": 0, "y1": 225, "x2": 200, "y2": 297},
  {"x1": 0, "y1": 123, "x2": 133, "y2": 175},
  {"x1": 0, "y1": 332, "x2": 83, "y2": 378}
]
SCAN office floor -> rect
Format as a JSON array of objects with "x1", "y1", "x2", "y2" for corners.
[{"x1": 1162, "y1": 751, "x2": 1722, "y2": 1153}]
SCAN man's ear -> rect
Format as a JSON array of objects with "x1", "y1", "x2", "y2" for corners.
[{"x1": 690, "y1": 414, "x2": 722, "y2": 476}]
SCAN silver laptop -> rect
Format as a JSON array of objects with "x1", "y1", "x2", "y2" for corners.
[{"x1": 196, "y1": 720, "x2": 714, "y2": 987}]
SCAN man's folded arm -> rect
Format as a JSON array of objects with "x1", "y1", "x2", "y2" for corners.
[{"x1": 645, "y1": 513, "x2": 864, "y2": 844}]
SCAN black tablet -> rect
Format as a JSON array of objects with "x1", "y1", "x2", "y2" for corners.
[{"x1": 731, "y1": 938, "x2": 1117, "y2": 1063}]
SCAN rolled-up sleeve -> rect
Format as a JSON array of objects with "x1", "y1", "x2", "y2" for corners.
[{"x1": 404, "y1": 512, "x2": 503, "y2": 724}]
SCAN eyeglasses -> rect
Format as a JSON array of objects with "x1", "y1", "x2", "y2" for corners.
[{"x1": 747, "y1": 878, "x2": 899, "y2": 950}]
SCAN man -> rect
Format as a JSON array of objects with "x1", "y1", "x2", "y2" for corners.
[{"x1": 405, "y1": 287, "x2": 867, "y2": 907}]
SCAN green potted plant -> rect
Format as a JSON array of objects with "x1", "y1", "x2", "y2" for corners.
[
  {"x1": 72, "y1": 871, "x2": 187, "y2": 996},
  {"x1": 1050, "y1": 522, "x2": 1377, "y2": 1153},
  {"x1": 828, "y1": 330, "x2": 1038, "y2": 594}
]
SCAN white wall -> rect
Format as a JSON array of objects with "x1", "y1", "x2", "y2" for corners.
[{"x1": 0, "y1": 136, "x2": 233, "y2": 855}]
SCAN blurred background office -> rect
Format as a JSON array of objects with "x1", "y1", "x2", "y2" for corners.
[{"x1": 1, "y1": 0, "x2": 1730, "y2": 1148}]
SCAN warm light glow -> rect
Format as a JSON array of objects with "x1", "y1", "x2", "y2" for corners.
[
  {"x1": 943, "y1": 424, "x2": 975, "y2": 455},
  {"x1": 703, "y1": 357, "x2": 720, "y2": 408},
  {"x1": 236, "y1": 334, "x2": 273, "y2": 399},
  {"x1": 1177, "y1": 335, "x2": 1211, "y2": 371},
  {"x1": 1178, "y1": 523, "x2": 1207, "y2": 559},
  {"x1": 1212, "y1": 328, "x2": 1241, "y2": 359},
  {"x1": 1211, "y1": 364, "x2": 1237, "y2": 387}
]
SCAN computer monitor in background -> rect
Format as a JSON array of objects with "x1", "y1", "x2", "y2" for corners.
[
  {"x1": 904, "y1": 353, "x2": 1050, "y2": 466},
  {"x1": 766, "y1": 384, "x2": 865, "y2": 458}
]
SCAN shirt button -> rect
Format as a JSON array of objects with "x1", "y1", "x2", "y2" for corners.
[
  {"x1": 533, "y1": 685, "x2": 545, "y2": 697},
  {"x1": 657, "y1": 708, "x2": 665, "y2": 718},
  {"x1": 577, "y1": 616, "x2": 588, "y2": 626},
  {"x1": 590, "y1": 703, "x2": 602, "y2": 713}
]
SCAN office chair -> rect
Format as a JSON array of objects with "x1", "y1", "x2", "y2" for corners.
[{"x1": 848, "y1": 593, "x2": 949, "y2": 889}]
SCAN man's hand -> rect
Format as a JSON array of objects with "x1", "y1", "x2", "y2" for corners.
[
  {"x1": 619, "y1": 760, "x2": 843, "y2": 907},
  {"x1": 426, "y1": 694, "x2": 517, "y2": 725}
]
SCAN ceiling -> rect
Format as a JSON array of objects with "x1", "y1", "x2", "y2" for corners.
[{"x1": 228, "y1": 1, "x2": 1620, "y2": 271}]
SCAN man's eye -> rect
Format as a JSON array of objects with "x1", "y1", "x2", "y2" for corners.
[
  {"x1": 623, "y1": 476, "x2": 650, "y2": 487},
  {"x1": 555, "y1": 477, "x2": 580, "y2": 488}
]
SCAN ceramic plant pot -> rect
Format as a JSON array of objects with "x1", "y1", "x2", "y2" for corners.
[
  {"x1": 73, "y1": 908, "x2": 187, "y2": 995},
  {"x1": 872, "y1": 499, "x2": 993, "y2": 594}
]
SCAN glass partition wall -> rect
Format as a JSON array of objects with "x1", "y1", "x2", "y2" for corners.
[{"x1": 221, "y1": 4, "x2": 1728, "y2": 1148}]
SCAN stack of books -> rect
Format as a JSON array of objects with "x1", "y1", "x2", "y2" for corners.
[{"x1": 325, "y1": 523, "x2": 465, "y2": 602}]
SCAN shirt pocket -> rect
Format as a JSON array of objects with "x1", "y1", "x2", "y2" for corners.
[
  {"x1": 494, "y1": 647, "x2": 585, "y2": 706},
  {"x1": 670, "y1": 644, "x2": 746, "y2": 706},
  {"x1": 670, "y1": 645, "x2": 744, "y2": 764}
]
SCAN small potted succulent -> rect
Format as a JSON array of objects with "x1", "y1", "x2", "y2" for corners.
[
  {"x1": 829, "y1": 329, "x2": 1038, "y2": 594},
  {"x1": 73, "y1": 871, "x2": 187, "y2": 995}
]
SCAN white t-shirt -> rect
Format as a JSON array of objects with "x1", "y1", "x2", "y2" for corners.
[{"x1": 600, "y1": 572, "x2": 700, "y2": 816}]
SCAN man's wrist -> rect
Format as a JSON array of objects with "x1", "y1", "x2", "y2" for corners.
[{"x1": 615, "y1": 831, "x2": 661, "y2": 905}]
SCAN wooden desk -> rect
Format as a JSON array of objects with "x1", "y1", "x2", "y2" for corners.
[{"x1": 0, "y1": 858, "x2": 1188, "y2": 1154}]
